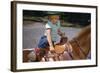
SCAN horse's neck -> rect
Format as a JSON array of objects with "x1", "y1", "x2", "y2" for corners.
[{"x1": 70, "y1": 25, "x2": 91, "y2": 58}]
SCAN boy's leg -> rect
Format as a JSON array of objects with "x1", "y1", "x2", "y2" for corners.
[
  {"x1": 38, "y1": 36, "x2": 49, "y2": 49},
  {"x1": 37, "y1": 36, "x2": 50, "y2": 61}
]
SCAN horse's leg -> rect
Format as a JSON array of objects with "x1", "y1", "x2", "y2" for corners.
[
  {"x1": 58, "y1": 54, "x2": 64, "y2": 60},
  {"x1": 53, "y1": 55, "x2": 60, "y2": 61},
  {"x1": 63, "y1": 51, "x2": 72, "y2": 60},
  {"x1": 36, "y1": 55, "x2": 43, "y2": 62},
  {"x1": 41, "y1": 57, "x2": 46, "y2": 62}
]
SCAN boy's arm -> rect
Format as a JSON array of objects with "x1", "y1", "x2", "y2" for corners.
[
  {"x1": 46, "y1": 29, "x2": 55, "y2": 51},
  {"x1": 57, "y1": 21, "x2": 65, "y2": 37}
]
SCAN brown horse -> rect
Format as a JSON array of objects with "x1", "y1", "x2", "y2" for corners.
[
  {"x1": 23, "y1": 25, "x2": 91, "y2": 62},
  {"x1": 69, "y1": 25, "x2": 91, "y2": 60}
]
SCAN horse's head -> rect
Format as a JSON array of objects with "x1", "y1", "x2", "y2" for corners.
[{"x1": 69, "y1": 25, "x2": 91, "y2": 59}]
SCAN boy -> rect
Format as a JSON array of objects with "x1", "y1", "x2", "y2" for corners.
[{"x1": 37, "y1": 12, "x2": 64, "y2": 57}]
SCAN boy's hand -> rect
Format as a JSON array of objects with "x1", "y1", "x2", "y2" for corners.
[
  {"x1": 50, "y1": 46, "x2": 55, "y2": 53},
  {"x1": 58, "y1": 29, "x2": 65, "y2": 37}
]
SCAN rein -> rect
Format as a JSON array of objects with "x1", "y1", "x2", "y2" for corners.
[{"x1": 72, "y1": 38, "x2": 86, "y2": 57}]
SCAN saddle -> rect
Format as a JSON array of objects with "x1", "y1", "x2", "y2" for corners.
[{"x1": 40, "y1": 37, "x2": 69, "y2": 61}]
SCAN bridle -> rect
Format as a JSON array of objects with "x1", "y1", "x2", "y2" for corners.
[
  {"x1": 73, "y1": 38, "x2": 86, "y2": 57},
  {"x1": 71, "y1": 38, "x2": 86, "y2": 59}
]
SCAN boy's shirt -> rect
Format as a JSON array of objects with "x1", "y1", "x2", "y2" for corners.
[{"x1": 45, "y1": 20, "x2": 61, "y2": 44}]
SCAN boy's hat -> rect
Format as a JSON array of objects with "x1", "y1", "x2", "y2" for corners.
[
  {"x1": 46, "y1": 12, "x2": 61, "y2": 20},
  {"x1": 46, "y1": 11, "x2": 61, "y2": 16}
]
